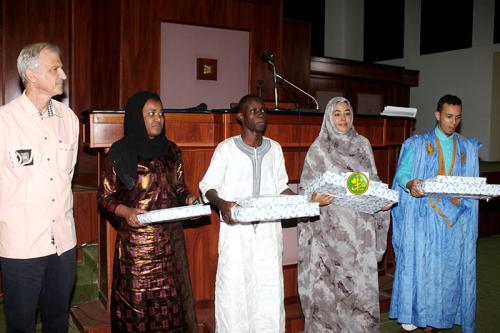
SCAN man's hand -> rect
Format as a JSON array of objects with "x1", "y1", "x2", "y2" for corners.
[
  {"x1": 311, "y1": 192, "x2": 334, "y2": 206},
  {"x1": 115, "y1": 204, "x2": 147, "y2": 227},
  {"x1": 205, "y1": 189, "x2": 237, "y2": 225},
  {"x1": 219, "y1": 199, "x2": 237, "y2": 225},
  {"x1": 406, "y1": 179, "x2": 425, "y2": 198}
]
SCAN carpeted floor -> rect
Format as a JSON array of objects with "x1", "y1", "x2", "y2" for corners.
[
  {"x1": 380, "y1": 235, "x2": 500, "y2": 333},
  {"x1": 0, "y1": 236, "x2": 498, "y2": 332}
]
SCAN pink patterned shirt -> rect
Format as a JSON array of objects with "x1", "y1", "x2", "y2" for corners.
[{"x1": 0, "y1": 92, "x2": 79, "y2": 258}]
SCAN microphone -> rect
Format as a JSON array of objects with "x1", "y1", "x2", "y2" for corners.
[
  {"x1": 260, "y1": 50, "x2": 275, "y2": 64},
  {"x1": 194, "y1": 102, "x2": 208, "y2": 111}
]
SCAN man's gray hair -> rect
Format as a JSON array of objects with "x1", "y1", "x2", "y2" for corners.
[{"x1": 17, "y1": 42, "x2": 60, "y2": 83}]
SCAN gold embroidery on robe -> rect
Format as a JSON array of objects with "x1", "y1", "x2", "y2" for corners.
[
  {"x1": 427, "y1": 142, "x2": 434, "y2": 155},
  {"x1": 429, "y1": 197, "x2": 452, "y2": 229},
  {"x1": 430, "y1": 133, "x2": 458, "y2": 228}
]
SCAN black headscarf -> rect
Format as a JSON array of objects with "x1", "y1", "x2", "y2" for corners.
[{"x1": 109, "y1": 91, "x2": 175, "y2": 189}]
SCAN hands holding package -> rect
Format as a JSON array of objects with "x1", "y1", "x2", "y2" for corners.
[{"x1": 115, "y1": 194, "x2": 201, "y2": 227}]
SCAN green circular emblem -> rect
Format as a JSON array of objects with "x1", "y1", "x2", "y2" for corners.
[{"x1": 346, "y1": 172, "x2": 369, "y2": 195}]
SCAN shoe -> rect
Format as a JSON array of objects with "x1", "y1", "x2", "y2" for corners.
[
  {"x1": 399, "y1": 328, "x2": 414, "y2": 332},
  {"x1": 424, "y1": 327, "x2": 444, "y2": 333}
]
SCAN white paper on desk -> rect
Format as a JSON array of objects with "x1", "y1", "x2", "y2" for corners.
[
  {"x1": 381, "y1": 106, "x2": 417, "y2": 118},
  {"x1": 138, "y1": 204, "x2": 211, "y2": 224}
]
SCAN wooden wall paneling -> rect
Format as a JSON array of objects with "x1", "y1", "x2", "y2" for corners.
[
  {"x1": 354, "y1": 81, "x2": 386, "y2": 115},
  {"x1": 298, "y1": 120, "x2": 321, "y2": 146},
  {"x1": 183, "y1": 212, "x2": 219, "y2": 300},
  {"x1": 281, "y1": 19, "x2": 311, "y2": 107},
  {"x1": 283, "y1": 264, "x2": 298, "y2": 299},
  {"x1": 83, "y1": 112, "x2": 226, "y2": 150},
  {"x1": 71, "y1": 0, "x2": 96, "y2": 186},
  {"x1": 355, "y1": 117, "x2": 385, "y2": 147},
  {"x1": 180, "y1": 148, "x2": 220, "y2": 301},
  {"x1": 478, "y1": 172, "x2": 500, "y2": 237},
  {"x1": 101, "y1": 219, "x2": 117, "y2": 307},
  {"x1": 166, "y1": 114, "x2": 225, "y2": 148},
  {"x1": 283, "y1": 264, "x2": 304, "y2": 333},
  {"x1": 387, "y1": 145, "x2": 402, "y2": 187},
  {"x1": 119, "y1": 0, "x2": 161, "y2": 102},
  {"x1": 385, "y1": 118, "x2": 408, "y2": 145},
  {"x1": 372, "y1": 147, "x2": 390, "y2": 184},
  {"x1": 158, "y1": 0, "x2": 234, "y2": 27},
  {"x1": 84, "y1": 113, "x2": 125, "y2": 148},
  {"x1": 310, "y1": 57, "x2": 419, "y2": 87},
  {"x1": 266, "y1": 117, "x2": 300, "y2": 147},
  {"x1": 72, "y1": 0, "x2": 284, "y2": 183},
  {"x1": 282, "y1": 148, "x2": 303, "y2": 183},
  {"x1": 310, "y1": 75, "x2": 353, "y2": 109},
  {"x1": 181, "y1": 148, "x2": 217, "y2": 195},
  {"x1": 3, "y1": 0, "x2": 71, "y2": 104},
  {"x1": 236, "y1": 0, "x2": 282, "y2": 99},
  {"x1": 90, "y1": 0, "x2": 121, "y2": 110},
  {"x1": 308, "y1": 57, "x2": 419, "y2": 115},
  {"x1": 117, "y1": 0, "x2": 282, "y2": 105},
  {"x1": 73, "y1": 188, "x2": 99, "y2": 259}
]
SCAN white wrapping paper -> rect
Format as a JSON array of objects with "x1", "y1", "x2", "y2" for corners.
[
  {"x1": 231, "y1": 195, "x2": 319, "y2": 223},
  {"x1": 303, "y1": 171, "x2": 399, "y2": 214},
  {"x1": 237, "y1": 194, "x2": 309, "y2": 208},
  {"x1": 138, "y1": 204, "x2": 211, "y2": 224},
  {"x1": 419, "y1": 176, "x2": 500, "y2": 199}
]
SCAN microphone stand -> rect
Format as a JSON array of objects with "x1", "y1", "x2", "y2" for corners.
[
  {"x1": 264, "y1": 55, "x2": 319, "y2": 110},
  {"x1": 275, "y1": 73, "x2": 319, "y2": 110},
  {"x1": 268, "y1": 61, "x2": 279, "y2": 110}
]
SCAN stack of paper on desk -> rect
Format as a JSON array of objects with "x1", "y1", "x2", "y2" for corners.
[
  {"x1": 381, "y1": 106, "x2": 417, "y2": 118},
  {"x1": 419, "y1": 176, "x2": 500, "y2": 199},
  {"x1": 303, "y1": 171, "x2": 399, "y2": 214},
  {"x1": 231, "y1": 195, "x2": 320, "y2": 223},
  {"x1": 138, "y1": 204, "x2": 211, "y2": 224}
]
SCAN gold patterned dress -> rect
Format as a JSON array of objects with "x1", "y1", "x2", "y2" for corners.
[{"x1": 98, "y1": 151, "x2": 197, "y2": 333}]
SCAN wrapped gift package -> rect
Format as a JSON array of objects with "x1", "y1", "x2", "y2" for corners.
[
  {"x1": 303, "y1": 171, "x2": 399, "y2": 214},
  {"x1": 138, "y1": 204, "x2": 211, "y2": 224},
  {"x1": 231, "y1": 195, "x2": 319, "y2": 223},
  {"x1": 237, "y1": 194, "x2": 309, "y2": 208},
  {"x1": 419, "y1": 176, "x2": 500, "y2": 199}
]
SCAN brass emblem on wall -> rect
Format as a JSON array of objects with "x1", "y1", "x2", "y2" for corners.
[{"x1": 196, "y1": 58, "x2": 217, "y2": 80}]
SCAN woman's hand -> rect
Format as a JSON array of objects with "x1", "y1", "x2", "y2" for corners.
[
  {"x1": 186, "y1": 194, "x2": 201, "y2": 205},
  {"x1": 115, "y1": 204, "x2": 147, "y2": 227},
  {"x1": 311, "y1": 192, "x2": 334, "y2": 206},
  {"x1": 380, "y1": 203, "x2": 394, "y2": 211}
]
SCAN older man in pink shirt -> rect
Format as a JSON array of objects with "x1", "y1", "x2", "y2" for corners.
[{"x1": 0, "y1": 42, "x2": 79, "y2": 332}]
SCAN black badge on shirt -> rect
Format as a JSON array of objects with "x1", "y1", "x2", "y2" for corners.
[{"x1": 15, "y1": 149, "x2": 34, "y2": 166}]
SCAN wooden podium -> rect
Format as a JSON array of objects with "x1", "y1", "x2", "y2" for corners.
[{"x1": 82, "y1": 108, "x2": 414, "y2": 332}]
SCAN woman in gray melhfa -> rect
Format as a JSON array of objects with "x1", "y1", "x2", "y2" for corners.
[{"x1": 298, "y1": 97, "x2": 391, "y2": 333}]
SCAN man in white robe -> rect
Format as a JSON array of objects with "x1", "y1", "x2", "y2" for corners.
[{"x1": 199, "y1": 94, "x2": 291, "y2": 333}]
